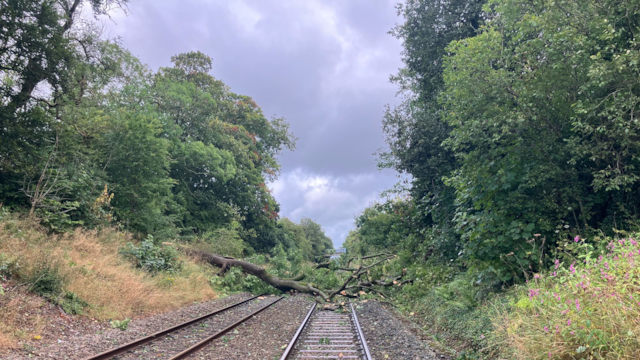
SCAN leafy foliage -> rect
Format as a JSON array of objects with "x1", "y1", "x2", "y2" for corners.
[
  {"x1": 26, "y1": 259, "x2": 66, "y2": 298},
  {"x1": 119, "y1": 235, "x2": 182, "y2": 273},
  {"x1": 210, "y1": 266, "x2": 276, "y2": 295},
  {"x1": 24, "y1": 258, "x2": 89, "y2": 314},
  {"x1": 379, "y1": 0, "x2": 640, "y2": 283},
  {"x1": 197, "y1": 228, "x2": 246, "y2": 258},
  {"x1": 59, "y1": 292, "x2": 90, "y2": 315},
  {"x1": 110, "y1": 318, "x2": 131, "y2": 331},
  {"x1": 495, "y1": 234, "x2": 640, "y2": 359},
  {"x1": 365, "y1": 1, "x2": 640, "y2": 357},
  {"x1": 299, "y1": 218, "x2": 334, "y2": 260},
  {"x1": 379, "y1": 0, "x2": 487, "y2": 264},
  {"x1": 0, "y1": 4, "x2": 302, "y2": 253}
]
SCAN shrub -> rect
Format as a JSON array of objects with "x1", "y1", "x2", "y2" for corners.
[
  {"x1": 120, "y1": 235, "x2": 182, "y2": 273},
  {"x1": 434, "y1": 276, "x2": 480, "y2": 310},
  {"x1": 198, "y1": 228, "x2": 245, "y2": 258},
  {"x1": 60, "y1": 292, "x2": 90, "y2": 315},
  {"x1": 494, "y1": 235, "x2": 640, "y2": 359},
  {"x1": 0, "y1": 253, "x2": 19, "y2": 278},
  {"x1": 24, "y1": 260, "x2": 89, "y2": 314},
  {"x1": 26, "y1": 260, "x2": 65, "y2": 298},
  {"x1": 37, "y1": 199, "x2": 83, "y2": 233}
]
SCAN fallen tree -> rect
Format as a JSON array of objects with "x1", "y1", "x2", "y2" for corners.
[{"x1": 184, "y1": 248, "x2": 410, "y2": 302}]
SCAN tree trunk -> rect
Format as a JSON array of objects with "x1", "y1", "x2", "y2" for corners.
[
  {"x1": 186, "y1": 249, "x2": 328, "y2": 300},
  {"x1": 185, "y1": 248, "x2": 408, "y2": 303}
]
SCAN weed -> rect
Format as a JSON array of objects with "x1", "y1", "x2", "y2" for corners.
[
  {"x1": 494, "y1": 235, "x2": 640, "y2": 359},
  {"x1": 110, "y1": 318, "x2": 131, "y2": 331},
  {"x1": 120, "y1": 235, "x2": 182, "y2": 273},
  {"x1": 0, "y1": 254, "x2": 19, "y2": 278},
  {"x1": 60, "y1": 292, "x2": 89, "y2": 315},
  {"x1": 26, "y1": 259, "x2": 65, "y2": 298}
]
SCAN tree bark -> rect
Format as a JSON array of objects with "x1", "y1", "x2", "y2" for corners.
[
  {"x1": 185, "y1": 248, "x2": 408, "y2": 303},
  {"x1": 186, "y1": 249, "x2": 329, "y2": 300}
]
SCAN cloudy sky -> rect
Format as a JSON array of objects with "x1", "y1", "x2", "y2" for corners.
[{"x1": 103, "y1": 0, "x2": 404, "y2": 247}]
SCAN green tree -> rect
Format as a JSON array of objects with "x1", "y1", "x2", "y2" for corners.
[
  {"x1": 102, "y1": 109, "x2": 177, "y2": 238},
  {"x1": 0, "y1": 2, "x2": 136, "y2": 231},
  {"x1": 299, "y1": 218, "x2": 334, "y2": 259},
  {"x1": 152, "y1": 51, "x2": 295, "y2": 248},
  {"x1": 441, "y1": 0, "x2": 640, "y2": 278},
  {"x1": 279, "y1": 218, "x2": 313, "y2": 260},
  {"x1": 379, "y1": 0, "x2": 487, "y2": 261}
]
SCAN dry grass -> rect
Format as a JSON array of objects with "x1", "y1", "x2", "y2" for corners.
[{"x1": 0, "y1": 217, "x2": 219, "y2": 347}]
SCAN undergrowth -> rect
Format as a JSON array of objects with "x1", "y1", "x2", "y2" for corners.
[
  {"x1": 26, "y1": 260, "x2": 89, "y2": 315},
  {"x1": 380, "y1": 233, "x2": 640, "y2": 360},
  {"x1": 0, "y1": 212, "x2": 217, "y2": 349},
  {"x1": 120, "y1": 235, "x2": 182, "y2": 273},
  {"x1": 493, "y1": 234, "x2": 640, "y2": 359}
]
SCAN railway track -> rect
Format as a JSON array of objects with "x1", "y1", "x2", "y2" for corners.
[
  {"x1": 280, "y1": 302, "x2": 372, "y2": 360},
  {"x1": 85, "y1": 294, "x2": 282, "y2": 360}
]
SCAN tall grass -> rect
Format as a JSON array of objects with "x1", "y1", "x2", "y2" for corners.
[
  {"x1": 493, "y1": 236, "x2": 640, "y2": 359},
  {"x1": 0, "y1": 215, "x2": 218, "y2": 348}
]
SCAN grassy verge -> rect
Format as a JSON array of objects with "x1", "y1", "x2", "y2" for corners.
[
  {"x1": 0, "y1": 213, "x2": 218, "y2": 348},
  {"x1": 492, "y1": 236, "x2": 640, "y2": 359},
  {"x1": 386, "y1": 234, "x2": 640, "y2": 359}
]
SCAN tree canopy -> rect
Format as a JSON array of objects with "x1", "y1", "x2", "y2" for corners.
[
  {"x1": 0, "y1": 2, "x2": 333, "y2": 258},
  {"x1": 368, "y1": 0, "x2": 640, "y2": 282}
]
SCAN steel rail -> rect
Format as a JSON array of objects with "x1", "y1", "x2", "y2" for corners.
[
  {"x1": 279, "y1": 303, "x2": 316, "y2": 360},
  {"x1": 85, "y1": 294, "x2": 265, "y2": 360},
  {"x1": 350, "y1": 302, "x2": 372, "y2": 360},
  {"x1": 169, "y1": 296, "x2": 284, "y2": 359}
]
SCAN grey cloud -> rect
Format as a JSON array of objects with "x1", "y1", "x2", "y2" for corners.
[{"x1": 272, "y1": 169, "x2": 398, "y2": 247}]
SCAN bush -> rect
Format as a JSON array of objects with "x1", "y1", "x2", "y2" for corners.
[
  {"x1": 197, "y1": 229, "x2": 245, "y2": 258},
  {"x1": 24, "y1": 260, "x2": 89, "y2": 314},
  {"x1": 494, "y1": 235, "x2": 640, "y2": 359},
  {"x1": 434, "y1": 276, "x2": 480, "y2": 310},
  {"x1": 0, "y1": 253, "x2": 19, "y2": 278},
  {"x1": 27, "y1": 260, "x2": 65, "y2": 298},
  {"x1": 120, "y1": 235, "x2": 182, "y2": 273},
  {"x1": 60, "y1": 292, "x2": 90, "y2": 315}
]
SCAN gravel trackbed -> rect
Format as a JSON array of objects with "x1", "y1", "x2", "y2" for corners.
[
  {"x1": 355, "y1": 300, "x2": 437, "y2": 360},
  {"x1": 4, "y1": 294, "x2": 437, "y2": 359}
]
